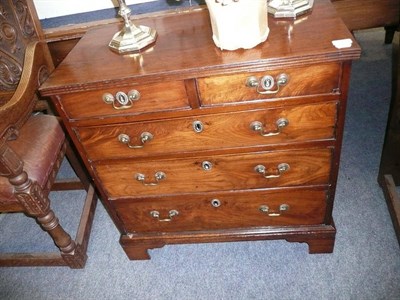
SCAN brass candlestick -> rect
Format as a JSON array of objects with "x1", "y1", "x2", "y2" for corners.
[{"x1": 109, "y1": 0, "x2": 157, "y2": 54}]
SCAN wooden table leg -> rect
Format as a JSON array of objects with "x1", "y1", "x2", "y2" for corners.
[{"x1": 378, "y1": 32, "x2": 400, "y2": 247}]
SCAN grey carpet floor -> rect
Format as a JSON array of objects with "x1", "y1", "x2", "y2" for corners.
[{"x1": 0, "y1": 27, "x2": 399, "y2": 299}]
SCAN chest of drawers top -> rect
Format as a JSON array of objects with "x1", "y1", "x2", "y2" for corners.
[{"x1": 40, "y1": 0, "x2": 360, "y2": 96}]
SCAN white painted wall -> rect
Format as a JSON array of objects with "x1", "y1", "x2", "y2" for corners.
[{"x1": 33, "y1": 0, "x2": 157, "y2": 19}]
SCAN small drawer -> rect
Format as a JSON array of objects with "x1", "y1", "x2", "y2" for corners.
[
  {"x1": 197, "y1": 63, "x2": 341, "y2": 106},
  {"x1": 113, "y1": 188, "x2": 328, "y2": 233},
  {"x1": 77, "y1": 102, "x2": 337, "y2": 161},
  {"x1": 94, "y1": 148, "x2": 332, "y2": 198},
  {"x1": 59, "y1": 81, "x2": 190, "y2": 120}
]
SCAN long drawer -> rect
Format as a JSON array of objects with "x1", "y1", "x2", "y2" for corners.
[
  {"x1": 59, "y1": 80, "x2": 190, "y2": 120},
  {"x1": 94, "y1": 148, "x2": 332, "y2": 198},
  {"x1": 77, "y1": 102, "x2": 337, "y2": 160},
  {"x1": 197, "y1": 63, "x2": 341, "y2": 106},
  {"x1": 113, "y1": 188, "x2": 328, "y2": 233}
]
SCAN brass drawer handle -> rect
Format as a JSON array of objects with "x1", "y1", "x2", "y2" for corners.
[
  {"x1": 254, "y1": 163, "x2": 290, "y2": 179},
  {"x1": 135, "y1": 171, "x2": 166, "y2": 186},
  {"x1": 246, "y1": 73, "x2": 289, "y2": 95},
  {"x1": 102, "y1": 90, "x2": 140, "y2": 110},
  {"x1": 150, "y1": 210, "x2": 179, "y2": 222},
  {"x1": 250, "y1": 118, "x2": 289, "y2": 137},
  {"x1": 259, "y1": 204, "x2": 290, "y2": 217},
  {"x1": 118, "y1": 132, "x2": 153, "y2": 149}
]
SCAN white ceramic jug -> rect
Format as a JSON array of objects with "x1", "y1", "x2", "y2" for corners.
[{"x1": 205, "y1": 0, "x2": 269, "y2": 51}]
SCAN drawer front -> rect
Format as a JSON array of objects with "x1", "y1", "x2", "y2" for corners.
[
  {"x1": 94, "y1": 148, "x2": 332, "y2": 198},
  {"x1": 59, "y1": 81, "x2": 189, "y2": 120},
  {"x1": 113, "y1": 188, "x2": 327, "y2": 232},
  {"x1": 77, "y1": 102, "x2": 337, "y2": 161},
  {"x1": 197, "y1": 63, "x2": 341, "y2": 106}
]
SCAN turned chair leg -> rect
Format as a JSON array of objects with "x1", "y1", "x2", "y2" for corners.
[
  {"x1": 36, "y1": 210, "x2": 76, "y2": 255},
  {"x1": 11, "y1": 172, "x2": 87, "y2": 268},
  {"x1": 0, "y1": 143, "x2": 88, "y2": 268}
]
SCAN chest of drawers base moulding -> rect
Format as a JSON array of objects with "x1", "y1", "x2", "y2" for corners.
[
  {"x1": 120, "y1": 225, "x2": 336, "y2": 260},
  {"x1": 39, "y1": 0, "x2": 361, "y2": 260}
]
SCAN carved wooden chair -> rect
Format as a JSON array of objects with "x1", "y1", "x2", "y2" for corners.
[
  {"x1": 0, "y1": 0, "x2": 97, "y2": 268},
  {"x1": 0, "y1": 0, "x2": 49, "y2": 110}
]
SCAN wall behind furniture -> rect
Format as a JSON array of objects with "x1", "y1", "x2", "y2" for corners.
[{"x1": 33, "y1": 0, "x2": 156, "y2": 19}]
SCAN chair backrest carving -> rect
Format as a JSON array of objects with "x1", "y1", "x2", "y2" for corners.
[
  {"x1": 0, "y1": 1, "x2": 55, "y2": 160},
  {"x1": 0, "y1": 0, "x2": 42, "y2": 93},
  {"x1": 0, "y1": 41, "x2": 53, "y2": 143}
]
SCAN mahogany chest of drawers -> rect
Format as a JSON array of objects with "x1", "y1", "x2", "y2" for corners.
[{"x1": 40, "y1": 0, "x2": 361, "y2": 260}]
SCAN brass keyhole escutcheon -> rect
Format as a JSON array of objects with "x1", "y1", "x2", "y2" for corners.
[
  {"x1": 202, "y1": 161, "x2": 213, "y2": 171},
  {"x1": 260, "y1": 75, "x2": 275, "y2": 90},
  {"x1": 192, "y1": 120, "x2": 204, "y2": 133},
  {"x1": 211, "y1": 199, "x2": 221, "y2": 207}
]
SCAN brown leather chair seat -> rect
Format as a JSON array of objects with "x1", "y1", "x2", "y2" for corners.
[{"x1": 0, "y1": 115, "x2": 65, "y2": 212}]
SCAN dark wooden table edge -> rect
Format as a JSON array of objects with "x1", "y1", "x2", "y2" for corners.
[{"x1": 380, "y1": 175, "x2": 400, "y2": 247}]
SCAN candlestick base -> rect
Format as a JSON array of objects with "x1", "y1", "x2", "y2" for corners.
[
  {"x1": 268, "y1": 0, "x2": 314, "y2": 18},
  {"x1": 109, "y1": 24, "x2": 157, "y2": 54}
]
